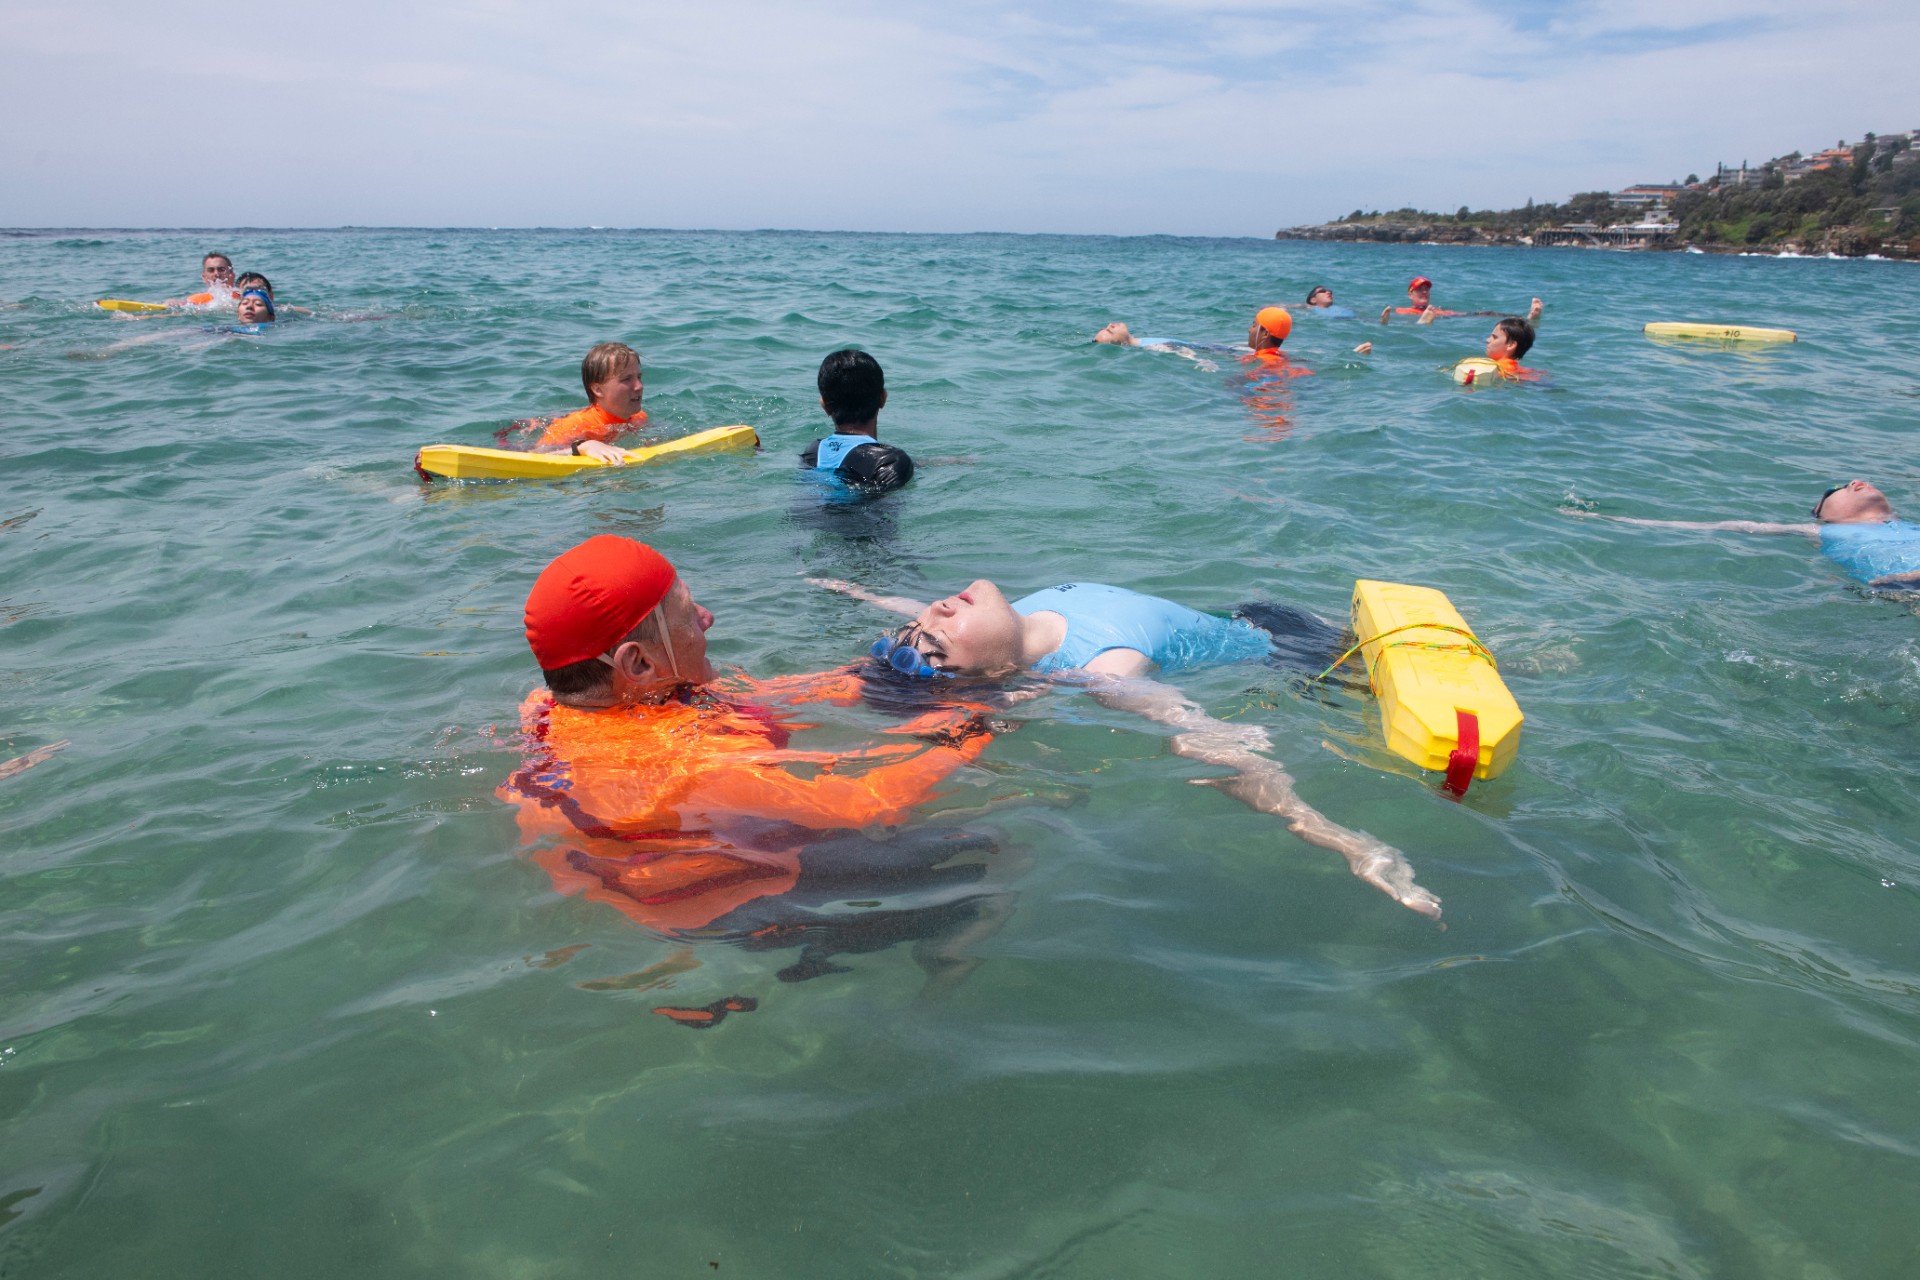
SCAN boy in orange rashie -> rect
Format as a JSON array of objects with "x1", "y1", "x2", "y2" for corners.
[
  {"x1": 534, "y1": 342, "x2": 650, "y2": 463},
  {"x1": 499, "y1": 537, "x2": 999, "y2": 1018},
  {"x1": 1481, "y1": 316, "x2": 1540, "y2": 380}
]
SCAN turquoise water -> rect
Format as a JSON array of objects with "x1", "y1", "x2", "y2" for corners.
[{"x1": 4, "y1": 229, "x2": 1919, "y2": 1278}]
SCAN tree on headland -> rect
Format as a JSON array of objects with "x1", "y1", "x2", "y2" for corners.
[{"x1": 1305, "y1": 132, "x2": 1918, "y2": 254}]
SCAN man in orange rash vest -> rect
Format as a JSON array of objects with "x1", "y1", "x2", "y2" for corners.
[
  {"x1": 499, "y1": 537, "x2": 1000, "y2": 1018},
  {"x1": 533, "y1": 342, "x2": 651, "y2": 463},
  {"x1": 166, "y1": 251, "x2": 237, "y2": 308}
]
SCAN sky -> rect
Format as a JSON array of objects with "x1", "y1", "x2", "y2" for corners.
[{"x1": 3, "y1": 0, "x2": 1914, "y2": 235}]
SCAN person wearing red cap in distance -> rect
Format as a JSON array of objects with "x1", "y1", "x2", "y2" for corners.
[
  {"x1": 499, "y1": 537, "x2": 1002, "y2": 1022},
  {"x1": 1381, "y1": 277, "x2": 1544, "y2": 326}
]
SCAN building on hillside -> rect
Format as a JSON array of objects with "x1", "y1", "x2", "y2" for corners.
[{"x1": 1613, "y1": 184, "x2": 1685, "y2": 207}]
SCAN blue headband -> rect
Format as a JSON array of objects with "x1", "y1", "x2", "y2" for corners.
[{"x1": 239, "y1": 288, "x2": 275, "y2": 317}]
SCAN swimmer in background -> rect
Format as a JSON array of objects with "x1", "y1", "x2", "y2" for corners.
[
  {"x1": 800, "y1": 348, "x2": 914, "y2": 494},
  {"x1": 500, "y1": 537, "x2": 1008, "y2": 1014},
  {"x1": 1581, "y1": 480, "x2": 1920, "y2": 589},
  {"x1": 533, "y1": 341, "x2": 649, "y2": 463},
  {"x1": 1302, "y1": 286, "x2": 1357, "y2": 319},
  {"x1": 1382, "y1": 276, "x2": 1543, "y2": 326},
  {"x1": 812, "y1": 576, "x2": 1443, "y2": 918},
  {"x1": 1090, "y1": 322, "x2": 1222, "y2": 369},
  {"x1": 167, "y1": 252, "x2": 236, "y2": 308}
]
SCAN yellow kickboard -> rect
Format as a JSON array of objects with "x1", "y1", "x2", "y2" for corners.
[
  {"x1": 96, "y1": 299, "x2": 170, "y2": 314},
  {"x1": 1643, "y1": 321, "x2": 1796, "y2": 344},
  {"x1": 413, "y1": 424, "x2": 759, "y2": 481},
  {"x1": 1350, "y1": 579, "x2": 1522, "y2": 780}
]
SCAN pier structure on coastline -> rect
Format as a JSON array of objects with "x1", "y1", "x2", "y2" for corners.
[{"x1": 1533, "y1": 220, "x2": 1677, "y2": 248}]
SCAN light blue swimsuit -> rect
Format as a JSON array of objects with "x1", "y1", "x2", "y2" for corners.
[
  {"x1": 813, "y1": 433, "x2": 875, "y2": 471},
  {"x1": 1820, "y1": 520, "x2": 1920, "y2": 583},
  {"x1": 1012, "y1": 583, "x2": 1273, "y2": 674}
]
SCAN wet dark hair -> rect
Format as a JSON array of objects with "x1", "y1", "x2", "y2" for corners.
[
  {"x1": 234, "y1": 272, "x2": 273, "y2": 297},
  {"x1": 542, "y1": 655, "x2": 611, "y2": 696},
  {"x1": 818, "y1": 349, "x2": 885, "y2": 426},
  {"x1": 1305, "y1": 286, "x2": 1332, "y2": 304},
  {"x1": 202, "y1": 252, "x2": 232, "y2": 269},
  {"x1": 837, "y1": 442, "x2": 914, "y2": 493},
  {"x1": 1495, "y1": 317, "x2": 1535, "y2": 359}
]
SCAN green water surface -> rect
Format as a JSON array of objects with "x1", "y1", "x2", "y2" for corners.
[{"x1": 2, "y1": 229, "x2": 1918, "y2": 1278}]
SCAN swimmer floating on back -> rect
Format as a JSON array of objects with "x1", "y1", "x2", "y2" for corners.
[
  {"x1": 534, "y1": 342, "x2": 650, "y2": 463},
  {"x1": 1580, "y1": 480, "x2": 1920, "y2": 589},
  {"x1": 811, "y1": 575, "x2": 1443, "y2": 918},
  {"x1": 1302, "y1": 286, "x2": 1357, "y2": 319}
]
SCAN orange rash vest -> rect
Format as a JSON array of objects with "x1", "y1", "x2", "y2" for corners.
[
  {"x1": 535, "y1": 403, "x2": 648, "y2": 450},
  {"x1": 498, "y1": 671, "x2": 990, "y2": 933}
]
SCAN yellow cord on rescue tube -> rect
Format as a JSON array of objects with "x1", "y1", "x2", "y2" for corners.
[{"x1": 1313, "y1": 622, "x2": 1497, "y2": 692}]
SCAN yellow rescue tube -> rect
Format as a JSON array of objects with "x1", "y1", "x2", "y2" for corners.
[
  {"x1": 96, "y1": 299, "x2": 170, "y2": 314},
  {"x1": 1450, "y1": 357, "x2": 1502, "y2": 385},
  {"x1": 1349, "y1": 580, "x2": 1522, "y2": 791},
  {"x1": 1643, "y1": 321, "x2": 1796, "y2": 343},
  {"x1": 413, "y1": 424, "x2": 758, "y2": 481}
]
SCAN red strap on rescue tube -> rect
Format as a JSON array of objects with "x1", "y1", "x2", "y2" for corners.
[
  {"x1": 1444, "y1": 710, "x2": 1479, "y2": 796},
  {"x1": 412, "y1": 451, "x2": 436, "y2": 483}
]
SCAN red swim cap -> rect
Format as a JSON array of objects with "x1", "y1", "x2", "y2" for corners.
[
  {"x1": 525, "y1": 536, "x2": 676, "y2": 669},
  {"x1": 1254, "y1": 306, "x2": 1293, "y2": 341},
  {"x1": 1409, "y1": 276, "x2": 1433, "y2": 290}
]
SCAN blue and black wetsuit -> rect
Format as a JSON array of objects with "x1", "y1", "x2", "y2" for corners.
[{"x1": 800, "y1": 433, "x2": 915, "y2": 494}]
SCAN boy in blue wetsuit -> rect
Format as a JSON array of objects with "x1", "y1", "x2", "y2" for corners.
[
  {"x1": 800, "y1": 348, "x2": 914, "y2": 494},
  {"x1": 810, "y1": 576, "x2": 1442, "y2": 919},
  {"x1": 1588, "y1": 479, "x2": 1920, "y2": 589}
]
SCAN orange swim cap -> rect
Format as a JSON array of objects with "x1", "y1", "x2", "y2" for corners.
[
  {"x1": 525, "y1": 536, "x2": 676, "y2": 669},
  {"x1": 1254, "y1": 306, "x2": 1293, "y2": 342}
]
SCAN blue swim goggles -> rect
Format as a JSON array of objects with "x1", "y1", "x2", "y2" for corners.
[{"x1": 871, "y1": 634, "x2": 947, "y2": 678}]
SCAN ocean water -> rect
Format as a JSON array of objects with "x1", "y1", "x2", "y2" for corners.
[{"x1": 3, "y1": 229, "x2": 1918, "y2": 1279}]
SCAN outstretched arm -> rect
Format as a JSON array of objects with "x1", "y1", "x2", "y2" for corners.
[
  {"x1": 806, "y1": 577, "x2": 927, "y2": 617},
  {"x1": 1575, "y1": 512, "x2": 1817, "y2": 536},
  {"x1": 1084, "y1": 674, "x2": 1441, "y2": 919}
]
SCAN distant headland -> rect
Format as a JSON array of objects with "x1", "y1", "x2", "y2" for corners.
[{"x1": 1278, "y1": 130, "x2": 1919, "y2": 259}]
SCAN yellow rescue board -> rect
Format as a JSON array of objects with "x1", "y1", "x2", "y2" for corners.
[
  {"x1": 96, "y1": 299, "x2": 170, "y2": 314},
  {"x1": 1450, "y1": 357, "x2": 1502, "y2": 385},
  {"x1": 413, "y1": 424, "x2": 758, "y2": 481},
  {"x1": 1643, "y1": 322, "x2": 1796, "y2": 344},
  {"x1": 1350, "y1": 580, "x2": 1522, "y2": 782}
]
